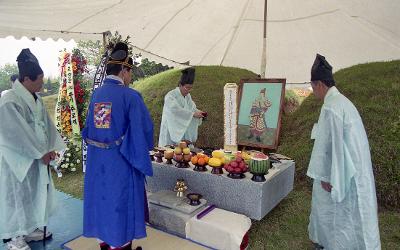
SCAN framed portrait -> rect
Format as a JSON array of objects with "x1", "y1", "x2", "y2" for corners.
[{"x1": 237, "y1": 78, "x2": 286, "y2": 150}]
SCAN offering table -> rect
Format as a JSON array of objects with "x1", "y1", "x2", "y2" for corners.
[{"x1": 146, "y1": 160, "x2": 295, "y2": 220}]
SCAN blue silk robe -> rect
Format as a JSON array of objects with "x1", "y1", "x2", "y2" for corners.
[{"x1": 82, "y1": 76, "x2": 154, "y2": 247}]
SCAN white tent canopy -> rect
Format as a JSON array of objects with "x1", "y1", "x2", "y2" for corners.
[{"x1": 1, "y1": 0, "x2": 399, "y2": 82}]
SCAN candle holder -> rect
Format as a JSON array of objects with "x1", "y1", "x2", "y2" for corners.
[{"x1": 173, "y1": 179, "x2": 188, "y2": 197}]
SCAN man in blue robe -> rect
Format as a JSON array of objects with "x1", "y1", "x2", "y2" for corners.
[
  {"x1": 307, "y1": 54, "x2": 380, "y2": 249},
  {"x1": 82, "y1": 42, "x2": 153, "y2": 250}
]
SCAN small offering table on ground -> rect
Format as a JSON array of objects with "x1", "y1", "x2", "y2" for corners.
[{"x1": 146, "y1": 160, "x2": 295, "y2": 220}]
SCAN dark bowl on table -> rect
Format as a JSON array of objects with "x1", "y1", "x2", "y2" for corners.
[{"x1": 186, "y1": 193, "x2": 203, "y2": 206}]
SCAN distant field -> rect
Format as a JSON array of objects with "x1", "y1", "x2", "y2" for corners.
[{"x1": 42, "y1": 94, "x2": 58, "y2": 122}]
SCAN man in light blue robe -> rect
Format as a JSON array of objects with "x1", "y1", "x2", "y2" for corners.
[
  {"x1": 82, "y1": 42, "x2": 153, "y2": 250},
  {"x1": 0, "y1": 49, "x2": 66, "y2": 250},
  {"x1": 307, "y1": 54, "x2": 381, "y2": 249},
  {"x1": 158, "y1": 68, "x2": 205, "y2": 147}
]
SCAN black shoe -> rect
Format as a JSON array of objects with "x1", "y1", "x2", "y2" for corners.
[
  {"x1": 313, "y1": 243, "x2": 324, "y2": 249},
  {"x1": 256, "y1": 136, "x2": 261, "y2": 142},
  {"x1": 99, "y1": 242, "x2": 109, "y2": 250}
]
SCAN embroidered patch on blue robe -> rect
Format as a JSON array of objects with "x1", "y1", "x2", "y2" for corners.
[{"x1": 94, "y1": 102, "x2": 112, "y2": 128}]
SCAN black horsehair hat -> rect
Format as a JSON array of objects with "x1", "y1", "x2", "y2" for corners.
[
  {"x1": 107, "y1": 42, "x2": 133, "y2": 68},
  {"x1": 180, "y1": 67, "x2": 195, "y2": 85},
  {"x1": 311, "y1": 54, "x2": 335, "y2": 84},
  {"x1": 16, "y1": 48, "x2": 43, "y2": 80}
]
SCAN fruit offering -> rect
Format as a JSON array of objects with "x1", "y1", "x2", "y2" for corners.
[
  {"x1": 207, "y1": 150, "x2": 225, "y2": 174},
  {"x1": 173, "y1": 143, "x2": 191, "y2": 168},
  {"x1": 191, "y1": 153, "x2": 209, "y2": 172},
  {"x1": 164, "y1": 149, "x2": 174, "y2": 164},
  {"x1": 236, "y1": 151, "x2": 252, "y2": 165},
  {"x1": 224, "y1": 156, "x2": 248, "y2": 179},
  {"x1": 249, "y1": 153, "x2": 269, "y2": 182}
]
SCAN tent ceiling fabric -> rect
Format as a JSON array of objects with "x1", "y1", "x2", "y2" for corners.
[{"x1": 1, "y1": 0, "x2": 399, "y2": 82}]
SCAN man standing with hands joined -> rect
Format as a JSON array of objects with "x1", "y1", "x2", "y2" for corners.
[
  {"x1": 307, "y1": 54, "x2": 381, "y2": 249},
  {"x1": 0, "y1": 49, "x2": 66, "y2": 250},
  {"x1": 158, "y1": 67, "x2": 206, "y2": 147}
]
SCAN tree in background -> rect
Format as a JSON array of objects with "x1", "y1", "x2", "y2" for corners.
[
  {"x1": 76, "y1": 31, "x2": 172, "y2": 82},
  {"x1": 0, "y1": 64, "x2": 18, "y2": 92}
]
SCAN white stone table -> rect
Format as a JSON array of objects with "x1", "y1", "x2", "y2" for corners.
[{"x1": 146, "y1": 160, "x2": 295, "y2": 220}]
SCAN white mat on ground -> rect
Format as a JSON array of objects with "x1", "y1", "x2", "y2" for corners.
[
  {"x1": 186, "y1": 208, "x2": 251, "y2": 250},
  {"x1": 63, "y1": 226, "x2": 208, "y2": 250}
]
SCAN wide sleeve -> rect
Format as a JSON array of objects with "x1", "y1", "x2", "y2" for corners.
[
  {"x1": 163, "y1": 94, "x2": 195, "y2": 143},
  {"x1": 307, "y1": 107, "x2": 356, "y2": 202},
  {"x1": 120, "y1": 93, "x2": 154, "y2": 176},
  {"x1": 43, "y1": 104, "x2": 66, "y2": 152},
  {"x1": 0, "y1": 102, "x2": 47, "y2": 182}
]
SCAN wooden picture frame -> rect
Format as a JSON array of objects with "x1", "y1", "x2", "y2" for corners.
[{"x1": 237, "y1": 78, "x2": 286, "y2": 150}]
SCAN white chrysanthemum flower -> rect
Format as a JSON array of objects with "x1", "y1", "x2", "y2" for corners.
[
  {"x1": 66, "y1": 158, "x2": 70, "y2": 162},
  {"x1": 71, "y1": 168, "x2": 76, "y2": 172},
  {"x1": 77, "y1": 159, "x2": 81, "y2": 163},
  {"x1": 75, "y1": 148, "x2": 80, "y2": 152},
  {"x1": 66, "y1": 147, "x2": 69, "y2": 151},
  {"x1": 70, "y1": 163, "x2": 75, "y2": 166},
  {"x1": 67, "y1": 153, "x2": 71, "y2": 157}
]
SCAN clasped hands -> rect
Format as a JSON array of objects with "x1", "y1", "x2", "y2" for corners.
[
  {"x1": 41, "y1": 151, "x2": 57, "y2": 165},
  {"x1": 321, "y1": 181, "x2": 332, "y2": 192},
  {"x1": 193, "y1": 110, "x2": 205, "y2": 118}
]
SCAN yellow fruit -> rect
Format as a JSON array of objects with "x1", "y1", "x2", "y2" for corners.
[
  {"x1": 174, "y1": 147, "x2": 182, "y2": 154},
  {"x1": 212, "y1": 150, "x2": 224, "y2": 159},
  {"x1": 241, "y1": 152, "x2": 251, "y2": 160},
  {"x1": 208, "y1": 157, "x2": 222, "y2": 167},
  {"x1": 183, "y1": 147, "x2": 191, "y2": 155}
]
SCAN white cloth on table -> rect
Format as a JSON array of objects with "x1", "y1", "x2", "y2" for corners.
[{"x1": 185, "y1": 208, "x2": 251, "y2": 250}]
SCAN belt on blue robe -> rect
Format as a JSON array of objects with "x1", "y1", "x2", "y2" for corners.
[{"x1": 85, "y1": 136, "x2": 124, "y2": 149}]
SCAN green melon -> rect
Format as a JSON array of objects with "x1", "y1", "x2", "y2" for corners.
[{"x1": 249, "y1": 155, "x2": 269, "y2": 174}]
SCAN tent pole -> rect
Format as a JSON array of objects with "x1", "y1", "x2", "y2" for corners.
[{"x1": 260, "y1": 0, "x2": 267, "y2": 78}]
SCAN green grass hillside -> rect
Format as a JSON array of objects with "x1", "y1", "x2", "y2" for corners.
[{"x1": 134, "y1": 66, "x2": 257, "y2": 148}]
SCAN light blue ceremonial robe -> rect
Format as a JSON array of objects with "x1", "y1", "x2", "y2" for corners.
[
  {"x1": 307, "y1": 87, "x2": 381, "y2": 249},
  {"x1": 158, "y1": 87, "x2": 202, "y2": 147},
  {"x1": 0, "y1": 80, "x2": 66, "y2": 239},
  {"x1": 82, "y1": 76, "x2": 154, "y2": 247}
]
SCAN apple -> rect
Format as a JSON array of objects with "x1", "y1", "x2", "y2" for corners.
[
  {"x1": 236, "y1": 156, "x2": 243, "y2": 163},
  {"x1": 174, "y1": 154, "x2": 183, "y2": 161}
]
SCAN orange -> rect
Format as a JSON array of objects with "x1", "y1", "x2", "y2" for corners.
[
  {"x1": 203, "y1": 155, "x2": 209, "y2": 163},
  {"x1": 191, "y1": 156, "x2": 198, "y2": 165},
  {"x1": 197, "y1": 158, "x2": 206, "y2": 166}
]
